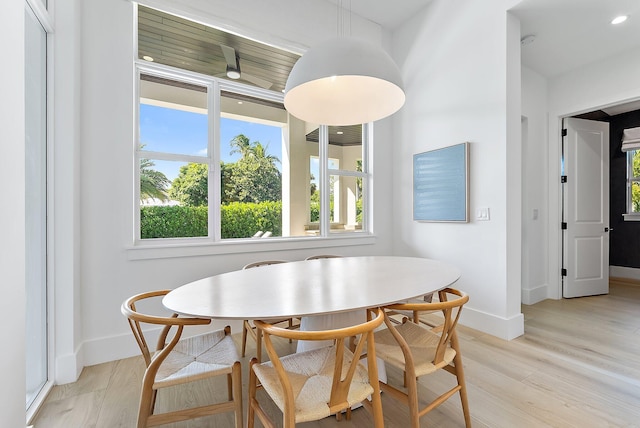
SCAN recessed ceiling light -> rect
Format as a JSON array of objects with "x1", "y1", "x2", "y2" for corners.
[
  {"x1": 611, "y1": 15, "x2": 628, "y2": 25},
  {"x1": 142, "y1": 55, "x2": 154, "y2": 62},
  {"x1": 336, "y1": 131, "x2": 344, "y2": 135},
  {"x1": 237, "y1": 101, "x2": 243, "y2": 105}
]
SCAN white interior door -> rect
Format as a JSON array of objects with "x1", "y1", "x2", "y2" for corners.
[{"x1": 562, "y1": 117, "x2": 610, "y2": 298}]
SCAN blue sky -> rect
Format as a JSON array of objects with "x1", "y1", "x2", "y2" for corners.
[{"x1": 140, "y1": 104, "x2": 283, "y2": 181}]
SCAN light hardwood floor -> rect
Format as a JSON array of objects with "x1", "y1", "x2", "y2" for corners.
[{"x1": 31, "y1": 283, "x2": 640, "y2": 427}]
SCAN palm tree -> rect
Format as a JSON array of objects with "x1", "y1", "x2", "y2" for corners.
[
  {"x1": 230, "y1": 134, "x2": 280, "y2": 165},
  {"x1": 252, "y1": 141, "x2": 280, "y2": 165},
  {"x1": 140, "y1": 158, "x2": 170, "y2": 201},
  {"x1": 229, "y1": 134, "x2": 253, "y2": 158}
]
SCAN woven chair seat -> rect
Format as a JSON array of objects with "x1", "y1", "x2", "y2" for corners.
[
  {"x1": 153, "y1": 330, "x2": 239, "y2": 389},
  {"x1": 252, "y1": 345, "x2": 373, "y2": 423},
  {"x1": 122, "y1": 290, "x2": 242, "y2": 427},
  {"x1": 375, "y1": 318, "x2": 456, "y2": 377}
]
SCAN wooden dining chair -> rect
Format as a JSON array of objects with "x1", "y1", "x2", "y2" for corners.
[
  {"x1": 304, "y1": 254, "x2": 343, "y2": 260},
  {"x1": 241, "y1": 260, "x2": 300, "y2": 361},
  {"x1": 248, "y1": 307, "x2": 386, "y2": 428},
  {"x1": 121, "y1": 290, "x2": 243, "y2": 428},
  {"x1": 386, "y1": 293, "x2": 437, "y2": 326},
  {"x1": 374, "y1": 287, "x2": 471, "y2": 428}
]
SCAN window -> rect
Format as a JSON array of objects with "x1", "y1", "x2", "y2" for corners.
[
  {"x1": 626, "y1": 150, "x2": 640, "y2": 216},
  {"x1": 134, "y1": 7, "x2": 372, "y2": 247},
  {"x1": 308, "y1": 125, "x2": 367, "y2": 234},
  {"x1": 135, "y1": 66, "x2": 371, "y2": 244},
  {"x1": 25, "y1": 0, "x2": 50, "y2": 414}
]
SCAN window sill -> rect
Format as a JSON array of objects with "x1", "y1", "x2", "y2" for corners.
[
  {"x1": 126, "y1": 234, "x2": 376, "y2": 261},
  {"x1": 623, "y1": 213, "x2": 640, "y2": 221}
]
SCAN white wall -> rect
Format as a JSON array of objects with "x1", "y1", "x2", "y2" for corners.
[
  {"x1": 60, "y1": 0, "x2": 397, "y2": 383},
  {"x1": 521, "y1": 66, "x2": 550, "y2": 304},
  {"x1": 0, "y1": 1, "x2": 26, "y2": 426},
  {"x1": 391, "y1": 0, "x2": 524, "y2": 339}
]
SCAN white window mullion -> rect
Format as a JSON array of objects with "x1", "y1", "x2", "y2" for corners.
[
  {"x1": 210, "y1": 80, "x2": 221, "y2": 241},
  {"x1": 319, "y1": 125, "x2": 330, "y2": 236},
  {"x1": 133, "y1": 66, "x2": 143, "y2": 243},
  {"x1": 363, "y1": 122, "x2": 372, "y2": 233}
]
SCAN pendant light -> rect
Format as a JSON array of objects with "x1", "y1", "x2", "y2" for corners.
[{"x1": 284, "y1": 1, "x2": 405, "y2": 126}]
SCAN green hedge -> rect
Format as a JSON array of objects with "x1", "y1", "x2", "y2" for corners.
[
  {"x1": 221, "y1": 201, "x2": 282, "y2": 238},
  {"x1": 140, "y1": 201, "x2": 281, "y2": 239},
  {"x1": 140, "y1": 205, "x2": 208, "y2": 239}
]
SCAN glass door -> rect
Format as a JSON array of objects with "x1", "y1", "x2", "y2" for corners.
[{"x1": 25, "y1": 2, "x2": 48, "y2": 410}]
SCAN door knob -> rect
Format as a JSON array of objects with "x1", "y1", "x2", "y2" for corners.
[{"x1": 605, "y1": 227, "x2": 613, "y2": 232}]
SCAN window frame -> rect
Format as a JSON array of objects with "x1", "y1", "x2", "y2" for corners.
[
  {"x1": 132, "y1": 60, "x2": 374, "y2": 254},
  {"x1": 624, "y1": 149, "x2": 640, "y2": 221},
  {"x1": 134, "y1": 63, "x2": 216, "y2": 245},
  {"x1": 25, "y1": 0, "x2": 55, "y2": 420}
]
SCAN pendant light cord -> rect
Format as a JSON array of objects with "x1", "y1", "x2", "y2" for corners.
[{"x1": 336, "y1": 0, "x2": 351, "y2": 38}]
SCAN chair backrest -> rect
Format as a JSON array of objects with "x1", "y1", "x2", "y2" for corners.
[
  {"x1": 121, "y1": 290, "x2": 211, "y2": 367},
  {"x1": 243, "y1": 260, "x2": 287, "y2": 269},
  {"x1": 254, "y1": 307, "x2": 384, "y2": 411},
  {"x1": 383, "y1": 288, "x2": 468, "y2": 365},
  {"x1": 304, "y1": 254, "x2": 343, "y2": 260}
]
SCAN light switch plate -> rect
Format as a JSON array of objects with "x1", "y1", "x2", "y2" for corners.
[{"x1": 476, "y1": 207, "x2": 490, "y2": 221}]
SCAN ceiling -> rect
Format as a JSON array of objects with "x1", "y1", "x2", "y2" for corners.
[
  {"x1": 326, "y1": 0, "x2": 433, "y2": 30},
  {"x1": 139, "y1": 1, "x2": 640, "y2": 115},
  {"x1": 354, "y1": 0, "x2": 640, "y2": 116},
  {"x1": 510, "y1": 0, "x2": 640, "y2": 79},
  {"x1": 345, "y1": 0, "x2": 640, "y2": 81},
  {"x1": 138, "y1": 6, "x2": 300, "y2": 94},
  {"x1": 510, "y1": 0, "x2": 640, "y2": 116}
]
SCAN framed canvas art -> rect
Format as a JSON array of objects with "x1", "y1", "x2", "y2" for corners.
[{"x1": 413, "y1": 142, "x2": 469, "y2": 222}]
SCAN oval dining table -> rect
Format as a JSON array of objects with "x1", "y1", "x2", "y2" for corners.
[
  {"x1": 164, "y1": 255, "x2": 460, "y2": 385},
  {"x1": 163, "y1": 255, "x2": 461, "y2": 384},
  {"x1": 162, "y1": 255, "x2": 461, "y2": 321}
]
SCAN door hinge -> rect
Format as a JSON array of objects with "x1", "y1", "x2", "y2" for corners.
[
  {"x1": 562, "y1": 128, "x2": 568, "y2": 137},
  {"x1": 561, "y1": 222, "x2": 567, "y2": 230},
  {"x1": 561, "y1": 268, "x2": 567, "y2": 276},
  {"x1": 561, "y1": 175, "x2": 567, "y2": 183}
]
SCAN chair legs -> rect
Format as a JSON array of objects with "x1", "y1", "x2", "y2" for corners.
[
  {"x1": 405, "y1": 373, "x2": 421, "y2": 428},
  {"x1": 242, "y1": 320, "x2": 263, "y2": 361},
  {"x1": 248, "y1": 358, "x2": 272, "y2": 428},
  {"x1": 137, "y1": 369, "x2": 157, "y2": 428},
  {"x1": 451, "y1": 333, "x2": 471, "y2": 427},
  {"x1": 380, "y1": 359, "x2": 471, "y2": 428},
  {"x1": 231, "y1": 361, "x2": 243, "y2": 428},
  {"x1": 242, "y1": 320, "x2": 250, "y2": 357},
  {"x1": 136, "y1": 362, "x2": 243, "y2": 428}
]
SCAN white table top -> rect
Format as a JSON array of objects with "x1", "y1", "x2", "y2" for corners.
[{"x1": 163, "y1": 256, "x2": 461, "y2": 320}]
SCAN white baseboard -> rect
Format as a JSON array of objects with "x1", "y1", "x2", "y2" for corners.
[
  {"x1": 610, "y1": 266, "x2": 640, "y2": 281},
  {"x1": 55, "y1": 350, "x2": 83, "y2": 385},
  {"x1": 521, "y1": 283, "x2": 548, "y2": 305},
  {"x1": 460, "y1": 307, "x2": 524, "y2": 340}
]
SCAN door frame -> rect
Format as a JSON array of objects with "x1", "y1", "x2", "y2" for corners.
[
  {"x1": 549, "y1": 99, "x2": 640, "y2": 300},
  {"x1": 25, "y1": 0, "x2": 55, "y2": 421}
]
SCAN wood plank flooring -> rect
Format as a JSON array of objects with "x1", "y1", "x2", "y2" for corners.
[{"x1": 31, "y1": 283, "x2": 640, "y2": 427}]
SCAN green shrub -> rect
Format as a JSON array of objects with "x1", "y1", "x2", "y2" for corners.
[
  {"x1": 140, "y1": 201, "x2": 282, "y2": 239},
  {"x1": 140, "y1": 205, "x2": 208, "y2": 239},
  {"x1": 221, "y1": 201, "x2": 282, "y2": 238},
  {"x1": 310, "y1": 201, "x2": 320, "y2": 222}
]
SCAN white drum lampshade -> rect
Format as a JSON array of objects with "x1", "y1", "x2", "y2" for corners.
[{"x1": 284, "y1": 37, "x2": 405, "y2": 126}]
